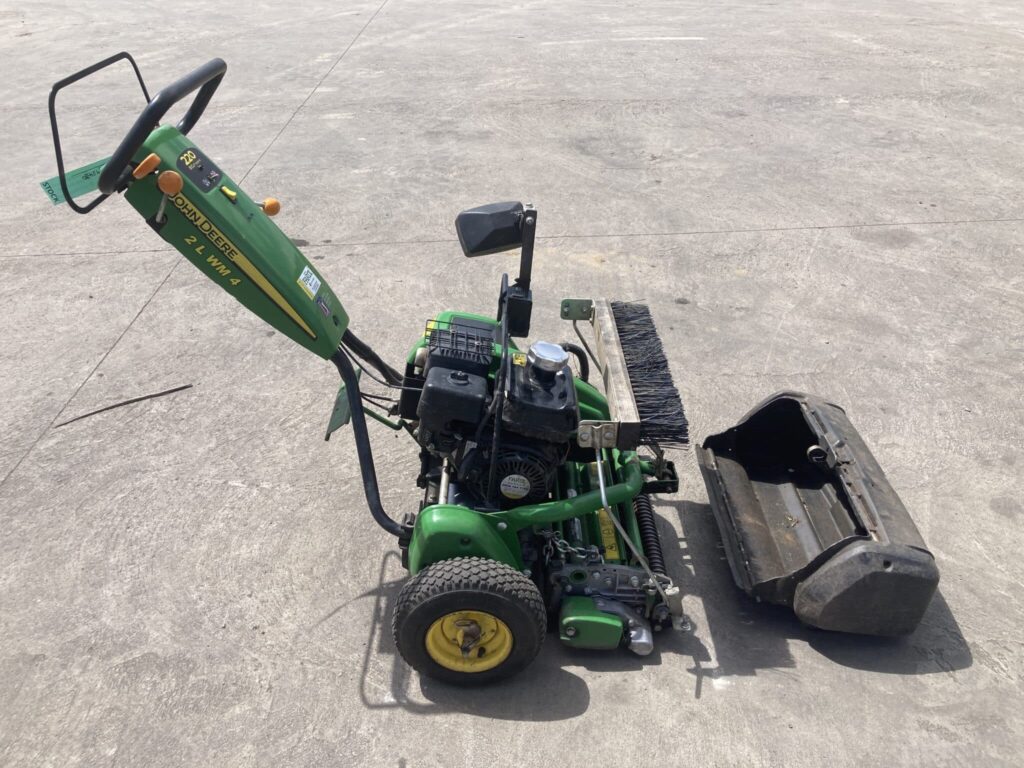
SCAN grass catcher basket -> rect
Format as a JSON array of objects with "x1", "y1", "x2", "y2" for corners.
[{"x1": 696, "y1": 391, "x2": 939, "y2": 636}]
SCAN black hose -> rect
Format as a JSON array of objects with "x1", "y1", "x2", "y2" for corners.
[
  {"x1": 560, "y1": 342, "x2": 590, "y2": 383},
  {"x1": 483, "y1": 278, "x2": 514, "y2": 506},
  {"x1": 331, "y1": 349, "x2": 407, "y2": 538},
  {"x1": 341, "y1": 329, "x2": 404, "y2": 386},
  {"x1": 484, "y1": 355, "x2": 507, "y2": 505},
  {"x1": 633, "y1": 493, "x2": 666, "y2": 574}
]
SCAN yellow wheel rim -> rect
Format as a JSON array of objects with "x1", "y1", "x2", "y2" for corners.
[{"x1": 424, "y1": 610, "x2": 514, "y2": 673}]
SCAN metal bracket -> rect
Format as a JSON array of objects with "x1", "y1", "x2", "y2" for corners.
[
  {"x1": 565, "y1": 297, "x2": 646, "y2": 451},
  {"x1": 590, "y1": 299, "x2": 642, "y2": 449},
  {"x1": 640, "y1": 457, "x2": 680, "y2": 494},
  {"x1": 560, "y1": 298, "x2": 594, "y2": 321},
  {"x1": 577, "y1": 420, "x2": 619, "y2": 449}
]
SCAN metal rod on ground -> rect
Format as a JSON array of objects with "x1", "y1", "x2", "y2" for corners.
[{"x1": 55, "y1": 384, "x2": 194, "y2": 428}]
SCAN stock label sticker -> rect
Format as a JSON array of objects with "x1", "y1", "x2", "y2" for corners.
[{"x1": 297, "y1": 266, "x2": 321, "y2": 299}]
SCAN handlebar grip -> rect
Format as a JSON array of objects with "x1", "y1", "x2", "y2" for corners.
[{"x1": 98, "y1": 58, "x2": 227, "y2": 194}]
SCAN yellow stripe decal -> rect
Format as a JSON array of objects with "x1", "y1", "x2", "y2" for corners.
[
  {"x1": 171, "y1": 193, "x2": 316, "y2": 339},
  {"x1": 596, "y1": 507, "x2": 622, "y2": 560}
]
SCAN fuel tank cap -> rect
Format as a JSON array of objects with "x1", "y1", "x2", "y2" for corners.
[{"x1": 527, "y1": 340, "x2": 569, "y2": 374}]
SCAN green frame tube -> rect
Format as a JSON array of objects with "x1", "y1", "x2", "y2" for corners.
[{"x1": 407, "y1": 452, "x2": 644, "y2": 573}]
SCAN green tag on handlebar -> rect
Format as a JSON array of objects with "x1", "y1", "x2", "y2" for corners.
[{"x1": 39, "y1": 156, "x2": 109, "y2": 205}]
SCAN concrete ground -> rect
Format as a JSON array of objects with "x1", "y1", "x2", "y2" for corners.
[{"x1": 2, "y1": 0, "x2": 1022, "y2": 765}]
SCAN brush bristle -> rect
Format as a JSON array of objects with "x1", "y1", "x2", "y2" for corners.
[{"x1": 610, "y1": 301, "x2": 689, "y2": 449}]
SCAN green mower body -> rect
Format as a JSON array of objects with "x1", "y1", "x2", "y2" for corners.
[
  {"x1": 125, "y1": 125, "x2": 348, "y2": 358},
  {"x1": 48, "y1": 53, "x2": 939, "y2": 686}
]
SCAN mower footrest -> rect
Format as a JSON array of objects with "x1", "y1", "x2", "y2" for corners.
[{"x1": 696, "y1": 391, "x2": 939, "y2": 636}]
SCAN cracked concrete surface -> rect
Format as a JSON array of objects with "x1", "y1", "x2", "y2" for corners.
[{"x1": 1, "y1": 1, "x2": 1022, "y2": 766}]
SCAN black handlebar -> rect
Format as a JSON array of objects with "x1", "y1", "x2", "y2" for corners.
[{"x1": 97, "y1": 57, "x2": 227, "y2": 194}]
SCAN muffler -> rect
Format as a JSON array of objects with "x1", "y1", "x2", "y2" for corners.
[{"x1": 696, "y1": 391, "x2": 939, "y2": 636}]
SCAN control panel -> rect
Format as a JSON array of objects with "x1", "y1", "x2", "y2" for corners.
[{"x1": 176, "y1": 147, "x2": 223, "y2": 192}]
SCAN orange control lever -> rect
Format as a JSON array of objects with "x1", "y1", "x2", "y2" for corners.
[
  {"x1": 132, "y1": 153, "x2": 160, "y2": 179},
  {"x1": 157, "y1": 170, "x2": 183, "y2": 196}
]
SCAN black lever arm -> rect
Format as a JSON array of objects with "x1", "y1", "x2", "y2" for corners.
[{"x1": 49, "y1": 51, "x2": 150, "y2": 214}]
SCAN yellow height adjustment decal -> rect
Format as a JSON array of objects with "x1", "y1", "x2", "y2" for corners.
[
  {"x1": 171, "y1": 194, "x2": 316, "y2": 340},
  {"x1": 596, "y1": 507, "x2": 622, "y2": 560}
]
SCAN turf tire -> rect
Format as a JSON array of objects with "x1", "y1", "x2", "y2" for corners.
[{"x1": 392, "y1": 556, "x2": 546, "y2": 685}]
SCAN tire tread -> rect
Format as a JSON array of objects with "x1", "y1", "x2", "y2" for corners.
[{"x1": 392, "y1": 557, "x2": 545, "y2": 683}]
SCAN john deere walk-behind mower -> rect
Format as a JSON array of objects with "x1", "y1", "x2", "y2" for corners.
[{"x1": 46, "y1": 55, "x2": 939, "y2": 684}]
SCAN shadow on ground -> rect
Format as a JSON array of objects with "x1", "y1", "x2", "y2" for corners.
[
  {"x1": 667, "y1": 500, "x2": 973, "y2": 683},
  {"x1": 351, "y1": 551, "x2": 590, "y2": 721},
  {"x1": 335, "y1": 500, "x2": 970, "y2": 718}
]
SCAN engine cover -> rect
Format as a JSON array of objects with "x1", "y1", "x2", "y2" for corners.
[
  {"x1": 502, "y1": 356, "x2": 579, "y2": 443},
  {"x1": 417, "y1": 365, "x2": 487, "y2": 436}
]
